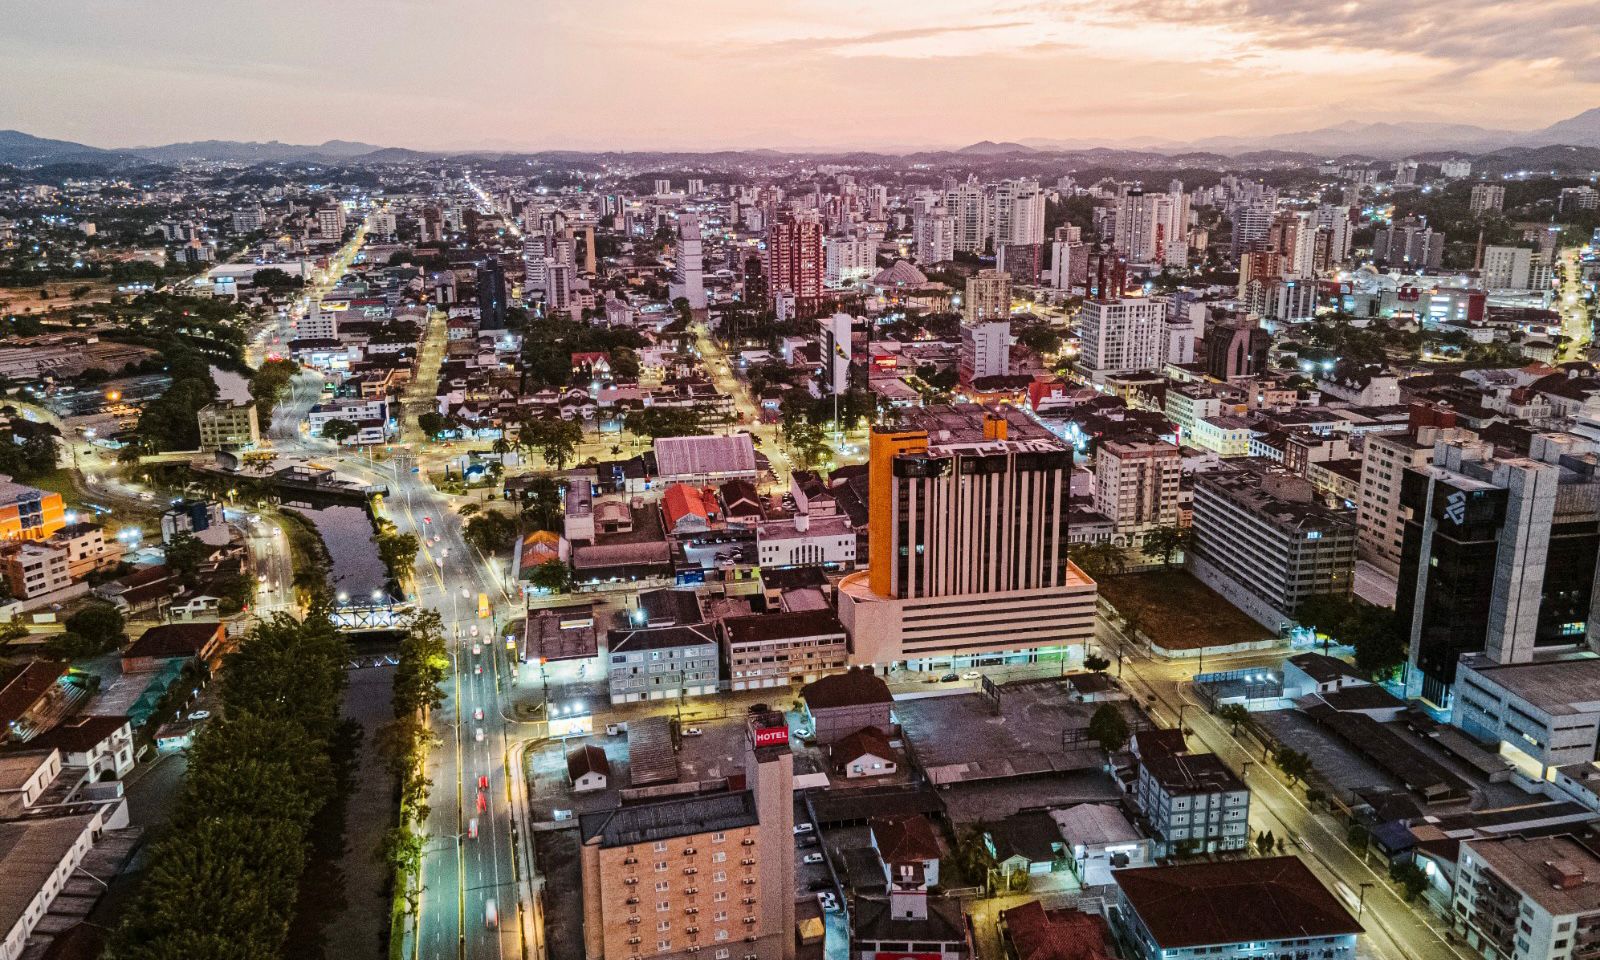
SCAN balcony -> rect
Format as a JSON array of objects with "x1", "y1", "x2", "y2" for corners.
[
  {"x1": 741, "y1": 858, "x2": 756, "y2": 866},
  {"x1": 684, "y1": 848, "x2": 697, "y2": 856},
  {"x1": 683, "y1": 867, "x2": 698, "y2": 875},
  {"x1": 627, "y1": 897, "x2": 639, "y2": 905},
  {"x1": 741, "y1": 838, "x2": 755, "y2": 846},
  {"x1": 624, "y1": 878, "x2": 639, "y2": 886}
]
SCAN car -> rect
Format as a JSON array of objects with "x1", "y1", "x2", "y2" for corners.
[
  {"x1": 476, "y1": 790, "x2": 487, "y2": 813},
  {"x1": 798, "y1": 834, "x2": 819, "y2": 847},
  {"x1": 257, "y1": 573, "x2": 268, "y2": 583},
  {"x1": 478, "y1": 774, "x2": 489, "y2": 790},
  {"x1": 472, "y1": 643, "x2": 481, "y2": 656},
  {"x1": 793, "y1": 823, "x2": 814, "y2": 835},
  {"x1": 423, "y1": 516, "x2": 431, "y2": 524},
  {"x1": 485, "y1": 899, "x2": 498, "y2": 929},
  {"x1": 938, "y1": 673, "x2": 959, "y2": 683},
  {"x1": 187, "y1": 710, "x2": 211, "y2": 721},
  {"x1": 468, "y1": 817, "x2": 479, "y2": 839},
  {"x1": 682, "y1": 727, "x2": 703, "y2": 737},
  {"x1": 793, "y1": 727, "x2": 812, "y2": 740},
  {"x1": 461, "y1": 586, "x2": 471, "y2": 599},
  {"x1": 474, "y1": 664, "x2": 483, "y2": 676},
  {"x1": 802, "y1": 853, "x2": 824, "y2": 865},
  {"x1": 474, "y1": 708, "x2": 484, "y2": 720},
  {"x1": 816, "y1": 891, "x2": 837, "y2": 910},
  {"x1": 961, "y1": 670, "x2": 981, "y2": 681},
  {"x1": 470, "y1": 624, "x2": 479, "y2": 637},
  {"x1": 475, "y1": 727, "x2": 484, "y2": 742}
]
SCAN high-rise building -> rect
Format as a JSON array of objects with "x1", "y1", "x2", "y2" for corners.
[
  {"x1": 1189, "y1": 467, "x2": 1357, "y2": 631},
  {"x1": 765, "y1": 215, "x2": 825, "y2": 316},
  {"x1": 476, "y1": 259, "x2": 508, "y2": 329},
  {"x1": 523, "y1": 233, "x2": 550, "y2": 291},
  {"x1": 945, "y1": 180, "x2": 990, "y2": 254},
  {"x1": 231, "y1": 206, "x2": 265, "y2": 234},
  {"x1": 1115, "y1": 188, "x2": 1188, "y2": 265},
  {"x1": 913, "y1": 208, "x2": 955, "y2": 265},
  {"x1": 1396, "y1": 433, "x2": 1600, "y2": 707},
  {"x1": 197, "y1": 401, "x2": 261, "y2": 452},
  {"x1": 579, "y1": 711, "x2": 795, "y2": 960},
  {"x1": 1469, "y1": 183, "x2": 1506, "y2": 216},
  {"x1": 0, "y1": 476, "x2": 66, "y2": 542},
  {"x1": 819, "y1": 312, "x2": 852, "y2": 395},
  {"x1": 1201, "y1": 319, "x2": 1270, "y2": 382},
  {"x1": 995, "y1": 242, "x2": 1042, "y2": 285},
  {"x1": 1373, "y1": 217, "x2": 1446, "y2": 269},
  {"x1": 1094, "y1": 438, "x2": 1182, "y2": 536},
  {"x1": 823, "y1": 234, "x2": 876, "y2": 287},
  {"x1": 1452, "y1": 835, "x2": 1600, "y2": 960},
  {"x1": 669, "y1": 216, "x2": 707, "y2": 310},
  {"x1": 298, "y1": 305, "x2": 338, "y2": 341},
  {"x1": 993, "y1": 179, "x2": 1046, "y2": 247},
  {"x1": 1077, "y1": 297, "x2": 1169, "y2": 377},
  {"x1": 544, "y1": 261, "x2": 576, "y2": 314},
  {"x1": 1049, "y1": 239, "x2": 1089, "y2": 289},
  {"x1": 962, "y1": 269, "x2": 1011, "y2": 324},
  {"x1": 837, "y1": 405, "x2": 1097, "y2": 669},
  {"x1": 1481, "y1": 245, "x2": 1534, "y2": 290},
  {"x1": 959, "y1": 320, "x2": 1011, "y2": 385},
  {"x1": 1315, "y1": 204, "x2": 1355, "y2": 265},
  {"x1": 1355, "y1": 409, "x2": 1470, "y2": 576},
  {"x1": 315, "y1": 205, "x2": 347, "y2": 239},
  {"x1": 1229, "y1": 198, "x2": 1275, "y2": 258}
]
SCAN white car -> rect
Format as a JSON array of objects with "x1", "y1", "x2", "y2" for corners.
[
  {"x1": 961, "y1": 670, "x2": 981, "y2": 681},
  {"x1": 461, "y1": 586, "x2": 471, "y2": 599},
  {"x1": 802, "y1": 853, "x2": 824, "y2": 865},
  {"x1": 470, "y1": 625, "x2": 479, "y2": 638},
  {"x1": 793, "y1": 823, "x2": 814, "y2": 835},
  {"x1": 475, "y1": 727, "x2": 484, "y2": 742},
  {"x1": 472, "y1": 643, "x2": 481, "y2": 656},
  {"x1": 187, "y1": 710, "x2": 211, "y2": 721},
  {"x1": 682, "y1": 727, "x2": 703, "y2": 737}
]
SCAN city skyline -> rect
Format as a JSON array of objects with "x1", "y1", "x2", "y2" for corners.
[{"x1": 3, "y1": 0, "x2": 1598, "y2": 151}]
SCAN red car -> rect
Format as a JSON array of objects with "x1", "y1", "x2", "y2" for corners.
[
  {"x1": 476, "y1": 790, "x2": 487, "y2": 813},
  {"x1": 478, "y1": 774, "x2": 489, "y2": 790}
]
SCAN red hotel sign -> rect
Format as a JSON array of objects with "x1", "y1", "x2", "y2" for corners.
[{"x1": 752, "y1": 725, "x2": 789, "y2": 748}]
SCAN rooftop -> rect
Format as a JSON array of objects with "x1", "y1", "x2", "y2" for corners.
[
  {"x1": 579, "y1": 789, "x2": 758, "y2": 848},
  {"x1": 723, "y1": 609, "x2": 846, "y2": 647},
  {"x1": 801, "y1": 667, "x2": 891, "y2": 711},
  {"x1": 1115, "y1": 857, "x2": 1362, "y2": 949},
  {"x1": 1463, "y1": 834, "x2": 1600, "y2": 917},
  {"x1": 1002, "y1": 901, "x2": 1114, "y2": 960},
  {"x1": 0, "y1": 814, "x2": 100, "y2": 941},
  {"x1": 1141, "y1": 751, "x2": 1246, "y2": 794},
  {"x1": 883, "y1": 402, "x2": 1060, "y2": 450},
  {"x1": 654, "y1": 434, "x2": 757, "y2": 478},
  {"x1": 1461, "y1": 654, "x2": 1600, "y2": 716}
]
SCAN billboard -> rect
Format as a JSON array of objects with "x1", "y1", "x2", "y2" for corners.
[{"x1": 752, "y1": 725, "x2": 790, "y2": 748}]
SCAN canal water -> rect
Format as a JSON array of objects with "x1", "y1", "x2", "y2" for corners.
[{"x1": 298, "y1": 504, "x2": 398, "y2": 605}]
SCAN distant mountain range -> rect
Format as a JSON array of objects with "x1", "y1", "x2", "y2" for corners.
[{"x1": 4, "y1": 106, "x2": 1600, "y2": 168}]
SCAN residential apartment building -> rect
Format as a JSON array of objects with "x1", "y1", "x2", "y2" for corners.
[
  {"x1": 1356, "y1": 414, "x2": 1472, "y2": 575},
  {"x1": 945, "y1": 180, "x2": 990, "y2": 254},
  {"x1": 1078, "y1": 297, "x2": 1169, "y2": 378},
  {"x1": 1470, "y1": 183, "x2": 1506, "y2": 217},
  {"x1": 1114, "y1": 858, "x2": 1362, "y2": 960},
  {"x1": 1188, "y1": 467, "x2": 1357, "y2": 631},
  {"x1": 47, "y1": 522, "x2": 122, "y2": 580},
  {"x1": 669, "y1": 216, "x2": 707, "y2": 311},
  {"x1": 0, "y1": 541, "x2": 74, "y2": 600},
  {"x1": 963, "y1": 269, "x2": 1011, "y2": 324},
  {"x1": 824, "y1": 234, "x2": 876, "y2": 288},
  {"x1": 914, "y1": 209, "x2": 955, "y2": 265},
  {"x1": 606, "y1": 624, "x2": 722, "y2": 705},
  {"x1": 1453, "y1": 835, "x2": 1600, "y2": 960},
  {"x1": 1163, "y1": 385, "x2": 1224, "y2": 438},
  {"x1": 838, "y1": 405, "x2": 1097, "y2": 669},
  {"x1": 959, "y1": 320, "x2": 1011, "y2": 384},
  {"x1": 315, "y1": 205, "x2": 346, "y2": 239},
  {"x1": 0, "y1": 477, "x2": 66, "y2": 542},
  {"x1": 1093, "y1": 438, "x2": 1181, "y2": 537},
  {"x1": 766, "y1": 215, "x2": 825, "y2": 315},
  {"x1": 1134, "y1": 750, "x2": 1250, "y2": 854},
  {"x1": 1396, "y1": 434, "x2": 1600, "y2": 707},
  {"x1": 722, "y1": 610, "x2": 848, "y2": 690},
  {"x1": 197, "y1": 400, "x2": 261, "y2": 452},
  {"x1": 1483, "y1": 246, "x2": 1535, "y2": 290},
  {"x1": 579, "y1": 711, "x2": 795, "y2": 960}
]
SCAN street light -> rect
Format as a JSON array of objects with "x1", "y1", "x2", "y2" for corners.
[{"x1": 1357, "y1": 881, "x2": 1375, "y2": 918}]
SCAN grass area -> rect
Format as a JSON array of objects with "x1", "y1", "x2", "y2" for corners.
[
  {"x1": 1096, "y1": 568, "x2": 1273, "y2": 650},
  {"x1": 276, "y1": 508, "x2": 332, "y2": 601}
]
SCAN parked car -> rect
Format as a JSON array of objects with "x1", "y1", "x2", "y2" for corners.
[
  {"x1": 683, "y1": 727, "x2": 703, "y2": 737},
  {"x1": 802, "y1": 853, "x2": 824, "y2": 865},
  {"x1": 187, "y1": 710, "x2": 211, "y2": 721},
  {"x1": 961, "y1": 670, "x2": 981, "y2": 681},
  {"x1": 793, "y1": 823, "x2": 814, "y2": 835},
  {"x1": 938, "y1": 673, "x2": 959, "y2": 683}
]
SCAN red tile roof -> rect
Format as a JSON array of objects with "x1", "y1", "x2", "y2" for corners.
[
  {"x1": 1002, "y1": 901, "x2": 1114, "y2": 960},
  {"x1": 0, "y1": 660, "x2": 67, "y2": 727},
  {"x1": 871, "y1": 814, "x2": 941, "y2": 865}
]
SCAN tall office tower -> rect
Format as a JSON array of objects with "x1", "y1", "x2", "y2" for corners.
[
  {"x1": 669, "y1": 216, "x2": 707, "y2": 310},
  {"x1": 543, "y1": 261, "x2": 575, "y2": 314},
  {"x1": 1094, "y1": 437, "x2": 1182, "y2": 536},
  {"x1": 945, "y1": 179, "x2": 990, "y2": 254},
  {"x1": 993, "y1": 179, "x2": 1046, "y2": 247},
  {"x1": 959, "y1": 320, "x2": 1011, "y2": 385},
  {"x1": 765, "y1": 215, "x2": 825, "y2": 316},
  {"x1": 837, "y1": 405, "x2": 1097, "y2": 668},
  {"x1": 1229, "y1": 198, "x2": 1275, "y2": 258},
  {"x1": 316, "y1": 205, "x2": 347, "y2": 239},
  {"x1": 823, "y1": 234, "x2": 876, "y2": 287},
  {"x1": 583, "y1": 225, "x2": 597, "y2": 275},
  {"x1": 962, "y1": 269, "x2": 1011, "y2": 324},
  {"x1": 476, "y1": 259, "x2": 508, "y2": 329},
  {"x1": 1049, "y1": 239, "x2": 1089, "y2": 289},
  {"x1": 1355, "y1": 406, "x2": 1470, "y2": 576},
  {"x1": 1481, "y1": 245, "x2": 1534, "y2": 290},
  {"x1": 523, "y1": 234, "x2": 550, "y2": 292},
  {"x1": 1077, "y1": 297, "x2": 1169, "y2": 377},
  {"x1": 820, "y1": 312, "x2": 853, "y2": 395},
  {"x1": 867, "y1": 184, "x2": 889, "y2": 221},
  {"x1": 1395, "y1": 433, "x2": 1600, "y2": 707},
  {"x1": 1115, "y1": 188, "x2": 1188, "y2": 265},
  {"x1": 995, "y1": 242, "x2": 1042, "y2": 284},
  {"x1": 913, "y1": 208, "x2": 955, "y2": 265},
  {"x1": 1469, "y1": 183, "x2": 1506, "y2": 216},
  {"x1": 742, "y1": 253, "x2": 767, "y2": 311},
  {"x1": 580, "y1": 710, "x2": 795, "y2": 960},
  {"x1": 1373, "y1": 217, "x2": 1446, "y2": 269}
]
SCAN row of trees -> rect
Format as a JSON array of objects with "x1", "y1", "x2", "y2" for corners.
[
  {"x1": 1294, "y1": 593, "x2": 1408, "y2": 679},
  {"x1": 111, "y1": 607, "x2": 351, "y2": 959},
  {"x1": 378, "y1": 609, "x2": 451, "y2": 921},
  {"x1": 249, "y1": 357, "x2": 299, "y2": 422},
  {"x1": 0, "y1": 425, "x2": 58, "y2": 481}
]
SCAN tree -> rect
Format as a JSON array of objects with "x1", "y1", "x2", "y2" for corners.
[
  {"x1": 528, "y1": 559, "x2": 572, "y2": 594},
  {"x1": 1083, "y1": 653, "x2": 1111, "y2": 674},
  {"x1": 164, "y1": 531, "x2": 207, "y2": 589},
  {"x1": 64, "y1": 602, "x2": 125, "y2": 651},
  {"x1": 418, "y1": 411, "x2": 454, "y2": 440},
  {"x1": 1274, "y1": 746, "x2": 1314, "y2": 785},
  {"x1": 1389, "y1": 861, "x2": 1429, "y2": 902},
  {"x1": 376, "y1": 532, "x2": 419, "y2": 583},
  {"x1": 1069, "y1": 541, "x2": 1127, "y2": 580},
  {"x1": 1140, "y1": 525, "x2": 1191, "y2": 567},
  {"x1": 786, "y1": 420, "x2": 830, "y2": 471},
  {"x1": 1217, "y1": 703, "x2": 1252, "y2": 735},
  {"x1": 624, "y1": 406, "x2": 706, "y2": 441},
  {"x1": 379, "y1": 826, "x2": 424, "y2": 877},
  {"x1": 521, "y1": 418, "x2": 583, "y2": 469},
  {"x1": 1087, "y1": 704, "x2": 1130, "y2": 753},
  {"x1": 320, "y1": 418, "x2": 359, "y2": 443},
  {"x1": 517, "y1": 475, "x2": 563, "y2": 530},
  {"x1": 463, "y1": 512, "x2": 519, "y2": 555}
]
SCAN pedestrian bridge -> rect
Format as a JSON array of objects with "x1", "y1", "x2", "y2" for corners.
[{"x1": 331, "y1": 603, "x2": 417, "y2": 632}]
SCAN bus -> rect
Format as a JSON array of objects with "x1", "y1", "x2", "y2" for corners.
[{"x1": 478, "y1": 593, "x2": 491, "y2": 619}]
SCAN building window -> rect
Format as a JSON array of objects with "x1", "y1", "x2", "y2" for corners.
[
  {"x1": 655, "y1": 861, "x2": 668, "y2": 872},
  {"x1": 658, "y1": 901, "x2": 670, "y2": 912}
]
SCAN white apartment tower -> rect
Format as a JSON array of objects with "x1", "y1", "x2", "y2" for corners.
[
  {"x1": 914, "y1": 209, "x2": 955, "y2": 265},
  {"x1": 1077, "y1": 297, "x2": 1170, "y2": 377},
  {"x1": 669, "y1": 216, "x2": 707, "y2": 310}
]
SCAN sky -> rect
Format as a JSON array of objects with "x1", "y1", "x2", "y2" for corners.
[{"x1": 2, "y1": 0, "x2": 1598, "y2": 151}]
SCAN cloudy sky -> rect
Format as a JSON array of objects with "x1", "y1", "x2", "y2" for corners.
[{"x1": 2, "y1": 0, "x2": 1596, "y2": 150}]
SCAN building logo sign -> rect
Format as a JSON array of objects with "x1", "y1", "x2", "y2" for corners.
[
  {"x1": 1443, "y1": 490, "x2": 1468, "y2": 525},
  {"x1": 752, "y1": 725, "x2": 789, "y2": 748}
]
